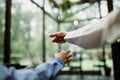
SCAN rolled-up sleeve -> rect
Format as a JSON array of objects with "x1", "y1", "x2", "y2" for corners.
[{"x1": 0, "y1": 58, "x2": 64, "y2": 80}]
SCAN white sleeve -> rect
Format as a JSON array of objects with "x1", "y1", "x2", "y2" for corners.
[{"x1": 64, "y1": 10, "x2": 120, "y2": 49}]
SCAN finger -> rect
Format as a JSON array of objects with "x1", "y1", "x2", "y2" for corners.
[
  {"x1": 49, "y1": 33, "x2": 57, "y2": 37},
  {"x1": 52, "y1": 37, "x2": 57, "y2": 42},
  {"x1": 57, "y1": 40, "x2": 65, "y2": 43},
  {"x1": 67, "y1": 53, "x2": 72, "y2": 58},
  {"x1": 68, "y1": 57, "x2": 72, "y2": 61},
  {"x1": 66, "y1": 50, "x2": 71, "y2": 55},
  {"x1": 53, "y1": 38, "x2": 65, "y2": 43},
  {"x1": 66, "y1": 58, "x2": 72, "y2": 63},
  {"x1": 49, "y1": 32, "x2": 61, "y2": 37},
  {"x1": 52, "y1": 38, "x2": 60, "y2": 43},
  {"x1": 52, "y1": 37, "x2": 62, "y2": 42}
]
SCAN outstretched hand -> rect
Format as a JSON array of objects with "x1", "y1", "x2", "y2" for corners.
[
  {"x1": 49, "y1": 31, "x2": 67, "y2": 44},
  {"x1": 55, "y1": 50, "x2": 72, "y2": 64}
]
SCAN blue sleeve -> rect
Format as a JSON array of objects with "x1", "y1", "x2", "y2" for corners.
[
  {"x1": 0, "y1": 58, "x2": 64, "y2": 80},
  {"x1": 35, "y1": 58, "x2": 64, "y2": 80}
]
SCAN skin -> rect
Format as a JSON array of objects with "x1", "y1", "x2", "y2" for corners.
[
  {"x1": 49, "y1": 31, "x2": 67, "y2": 44},
  {"x1": 50, "y1": 32, "x2": 72, "y2": 64},
  {"x1": 55, "y1": 50, "x2": 72, "y2": 64}
]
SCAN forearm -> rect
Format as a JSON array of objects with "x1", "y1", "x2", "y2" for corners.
[
  {"x1": 0, "y1": 58, "x2": 64, "y2": 80},
  {"x1": 102, "y1": 9, "x2": 120, "y2": 44},
  {"x1": 35, "y1": 58, "x2": 64, "y2": 80},
  {"x1": 64, "y1": 10, "x2": 120, "y2": 49}
]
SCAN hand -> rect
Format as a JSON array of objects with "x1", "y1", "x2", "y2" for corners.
[
  {"x1": 55, "y1": 50, "x2": 72, "y2": 64},
  {"x1": 49, "y1": 31, "x2": 67, "y2": 44}
]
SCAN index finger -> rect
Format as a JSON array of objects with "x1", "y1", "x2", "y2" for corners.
[
  {"x1": 49, "y1": 33, "x2": 56, "y2": 37},
  {"x1": 66, "y1": 50, "x2": 71, "y2": 55}
]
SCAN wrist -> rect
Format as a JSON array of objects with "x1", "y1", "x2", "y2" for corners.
[
  {"x1": 55, "y1": 58, "x2": 64, "y2": 66},
  {"x1": 63, "y1": 32, "x2": 67, "y2": 36}
]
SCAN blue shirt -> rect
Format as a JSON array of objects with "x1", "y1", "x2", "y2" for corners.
[{"x1": 0, "y1": 58, "x2": 64, "y2": 80}]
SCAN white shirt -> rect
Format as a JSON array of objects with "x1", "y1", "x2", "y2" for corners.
[{"x1": 65, "y1": 10, "x2": 120, "y2": 49}]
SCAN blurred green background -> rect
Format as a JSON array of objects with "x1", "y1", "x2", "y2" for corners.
[{"x1": 0, "y1": 0, "x2": 120, "y2": 79}]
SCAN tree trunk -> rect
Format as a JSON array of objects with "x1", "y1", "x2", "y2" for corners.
[{"x1": 4, "y1": 0, "x2": 12, "y2": 64}]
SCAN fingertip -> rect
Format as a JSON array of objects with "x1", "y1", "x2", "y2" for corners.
[
  {"x1": 49, "y1": 34, "x2": 53, "y2": 37},
  {"x1": 49, "y1": 33, "x2": 56, "y2": 37},
  {"x1": 69, "y1": 57, "x2": 73, "y2": 61},
  {"x1": 52, "y1": 40, "x2": 55, "y2": 42},
  {"x1": 67, "y1": 49, "x2": 71, "y2": 53}
]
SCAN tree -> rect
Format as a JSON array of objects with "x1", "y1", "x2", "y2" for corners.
[{"x1": 4, "y1": 0, "x2": 12, "y2": 64}]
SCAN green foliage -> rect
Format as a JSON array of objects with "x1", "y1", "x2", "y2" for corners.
[{"x1": 9, "y1": 1, "x2": 61, "y2": 65}]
